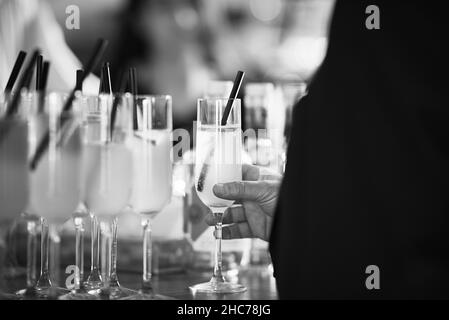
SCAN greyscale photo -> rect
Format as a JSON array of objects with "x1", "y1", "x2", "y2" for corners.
[{"x1": 0, "y1": 0, "x2": 448, "y2": 310}]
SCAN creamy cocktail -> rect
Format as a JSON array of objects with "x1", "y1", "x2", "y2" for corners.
[
  {"x1": 0, "y1": 119, "x2": 29, "y2": 223},
  {"x1": 129, "y1": 130, "x2": 171, "y2": 216},
  {"x1": 195, "y1": 124, "x2": 241, "y2": 210}
]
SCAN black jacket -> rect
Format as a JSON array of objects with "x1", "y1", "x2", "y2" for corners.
[{"x1": 270, "y1": 0, "x2": 449, "y2": 299}]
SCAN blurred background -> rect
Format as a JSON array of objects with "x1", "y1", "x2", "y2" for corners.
[
  {"x1": 47, "y1": 0, "x2": 335, "y2": 127},
  {"x1": 0, "y1": 0, "x2": 336, "y2": 282}
]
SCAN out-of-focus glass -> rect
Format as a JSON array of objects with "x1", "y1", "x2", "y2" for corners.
[
  {"x1": 81, "y1": 93, "x2": 134, "y2": 300},
  {"x1": 0, "y1": 93, "x2": 30, "y2": 299},
  {"x1": 26, "y1": 92, "x2": 83, "y2": 299},
  {"x1": 122, "y1": 95, "x2": 173, "y2": 300}
]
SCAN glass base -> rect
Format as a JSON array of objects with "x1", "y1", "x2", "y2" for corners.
[
  {"x1": 97, "y1": 286, "x2": 137, "y2": 300},
  {"x1": 84, "y1": 271, "x2": 102, "y2": 292},
  {"x1": 35, "y1": 286, "x2": 70, "y2": 300},
  {"x1": 120, "y1": 290, "x2": 175, "y2": 300},
  {"x1": 58, "y1": 289, "x2": 98, "y2": 300},
  {"x1": 0, "y1": 291, "x2": 20, "y2": 300},
  {"x1": 189, "y1": 278, "x2": 247, "y2": 294},
  {"x1": 15, "y1": 287, "x2": 38, "y2": 300}
]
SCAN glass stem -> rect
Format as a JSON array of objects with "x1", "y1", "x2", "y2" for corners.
[
  {"x1": 87, "y1": 215, "x2": 101, "y2": 287},
  {"x1": 37, "y1": 219, "x2": 51, "y2": 289},
  {"x1": 26, "y1": 220, "x2": 38, "y2": 288},
  {"x1": 109, "y1": 217, "x2": 120, "y2": 287},
  {"x1": 49, "y1": 224, "x2": 60, "y2": 287},
  {"x1": 213, "y1": 217, "x2": 224, "y2": 281},
  {"x1": 100, "y1": 221, "x2": 111, "y2": 287},
  {"x1": 141, "y1": 217, "x2": 153, "y2": 294},
  {"x1": 74, "y1": 217, "x2": 84, "y2": 290}
]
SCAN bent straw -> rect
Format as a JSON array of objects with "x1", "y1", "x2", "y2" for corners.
[
  {"x1": 4, "y1": 50, "x2": 27, "y2": 94},
  {"x1": 196, "y1": 70, "x2": 245, "y2": 192},
  {"x1": 29, "y1": 39, "x2": 108, "y2": 170}
]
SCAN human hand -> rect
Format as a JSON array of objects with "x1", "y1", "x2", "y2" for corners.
[{"x1": 205, "y1": 164, "x2": 281, "y2": 241}]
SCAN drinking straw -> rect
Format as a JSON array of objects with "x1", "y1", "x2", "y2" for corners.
[
  {"x1": 29, "y1": 38, "x2": 108, "y2": 170},
  {"x1": 37, "y1": 61, "x2": 50, "y2": 113},
  {"x1": 109, "y1": 70, "x2": 128, "y2": 139},
  {"x1": 75, "y1": 69, "x2": 83, "y2": 92},
  {"x1": 220, "y1": 70, "x2": 244, "y2": 125},
  {"x1": 98, "y1": 66, "x2": 104, "y2": 93},
  {"x1": 197, "y1": 70, "x2": 245, "y2": 192},
  {"x1": 129, "y1": 67, "x2": 138, "y2": 130},
  {"x1": 4, "y1": 50, "x2": 26, "y2": 94},
  {"x1": 103, "y1": 62, "x2": 112, "y2": 94},
  {"x1": 0, "y1": 50, "x2": 38, "y2": 146},
  {"x1": 4, "y1": 50, "x2": 40, "y2": 118},
  {"x1": 40, "y1": 62, "x2": 50, "y2": 91},
  {"x1": 36, "y1": 55, "x2": 43, "y2": 91}
]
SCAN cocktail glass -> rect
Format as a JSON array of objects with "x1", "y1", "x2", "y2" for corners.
[
  {"x1": 121, "y1": 95, "x2": 173, "y2": 300},
  {"x1": 189, "y1": 98, "x2": 246, "y2": 294}
]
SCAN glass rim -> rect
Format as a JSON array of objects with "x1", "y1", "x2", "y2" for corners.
[
  {"x1": 77, "y1": 93, "x2": 172, "y2": 101},
  {"x1": 134, "y1": 94, "x2": 172, "y2": 100},
  {"x1": 198, "y1": 97, "x2": 241, "y2": 103}
]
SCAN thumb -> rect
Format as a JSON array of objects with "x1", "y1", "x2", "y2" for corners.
[{"x1": 213, "y1": 181, "x2": 262, "y2": 201}]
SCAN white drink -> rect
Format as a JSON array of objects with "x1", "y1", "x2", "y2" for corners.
[
  {"x1": 29, "y1": 118, "x2": 83, "y2": 225},
  {"x1": 129, "y1": 130, "x2": 172, "y2": 216},
  {"x1": 82, "y1": 143, "x2": 133, "y2": 218},
  {"x1": 0, "y1": 120, "x2": 29, "y2": 222},
  {"x1": 195, "y1": 125, "x2": 242, "y2": 209}
]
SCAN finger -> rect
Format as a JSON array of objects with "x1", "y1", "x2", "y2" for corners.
[
  {"x1": 221, "y1": 222, "x2": 252, "y2": 239},
  {"x1": 242, "y1": 164, "x2": 260, "y2": 181},
  {"x1": 213, "y1": 181, "x2": 262, "y2": 201}
]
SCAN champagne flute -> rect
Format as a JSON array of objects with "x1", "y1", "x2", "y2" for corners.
[
  {"x1": 28, "y1": 92, "x2": 83, "y2": 299},
  {"x1": 80, "y1": 95, "x2": 103, "y2": 294},
  {"x1": 121, "y1": 95, "x2": 173, "y2": 300},
  {"x1": 0, "y1": 94, "x2": 30, "y2": 299},
  {"x1": 82, "y1": 94, "x2": 134, "y2": 299},
  {"x1": 189, "y1": 98, "x2": 246, "y2": 294}
]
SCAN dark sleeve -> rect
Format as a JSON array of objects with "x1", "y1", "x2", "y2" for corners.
[{"x1": 269, "y1": 0, "x2": 449, "y2": 299}]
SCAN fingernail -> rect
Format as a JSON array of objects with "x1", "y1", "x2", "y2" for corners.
[{"x1": 213, "y1": 183, "x2": 225, "y2": 195}]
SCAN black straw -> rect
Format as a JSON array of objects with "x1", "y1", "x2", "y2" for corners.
[
  {"x1": 102, "y1": 62, "x2": 112, "y2": 94},
  {"x1": 109, "y1": 70, "x2": 128, "y2": 139},
  {"x1": 75, "y1": 69, "x2": 83, "y2": 92},
  {"x1": 220, "y1": 70, "x2": 244, "y2": 125},
  {"x1": 4, "y1": 51, "x2": 27, "y2": 94},
  {"x1": 38, "y1": 61, "x2": 50, "y2": 113},
  {"x1": 36, "y1": 55, "x2": 43, "y2": 91},
  {"x1": 197, "y1": 70, "x2": 245, "y2": 192},
  {"x1": 29, "y1": 39, "x2": 108, "y2": 170},
  {"x1": 5, "y1": 50, "x2": 40, "y2": 118},
  {"x1": 129, "y1": 67, "x2": 138, "y2": 130}
]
